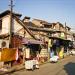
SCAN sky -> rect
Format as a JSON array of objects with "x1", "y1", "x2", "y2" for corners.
[{"x1": 0, "y1": 0, "x2": 75, "y2": 30}]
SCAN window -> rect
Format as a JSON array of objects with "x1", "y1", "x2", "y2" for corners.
[{"x1": 0, "y1": 19, "x2": 2, "y2": 30}]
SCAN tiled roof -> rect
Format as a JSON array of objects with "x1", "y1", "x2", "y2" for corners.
[{"x1": 0, "y1": 10, "x2": 22, "y2": 18}]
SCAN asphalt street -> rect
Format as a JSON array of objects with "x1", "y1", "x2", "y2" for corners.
[{"x1": 7, "y1": 56, "x2": 75, "y2": 75}]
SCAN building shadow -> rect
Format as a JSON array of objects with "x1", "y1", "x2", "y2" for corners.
[{"x1": 64, "y1": 62, "x2": 75, "y2": 75}]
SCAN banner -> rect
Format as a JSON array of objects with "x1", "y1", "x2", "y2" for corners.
[
  {"x1": 48, "y1": 39, "x2": 52, "y2": 47},
  {"x1": 25, "y1": 48, "x2": 30, "y2": 58},
  {"x1": 0, "y1": 48, "x2": 18, "y2": 62}
]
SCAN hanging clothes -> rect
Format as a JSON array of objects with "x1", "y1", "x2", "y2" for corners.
[
  {"x1": 1, "y1": 48, "x2": 18, "y2": 62},
  {"x1": 50, "y1": 50, "x2": 54, "y2": 58},
  {"x1": 59, "y1": 47, "x2": 64, "y2": 58}
]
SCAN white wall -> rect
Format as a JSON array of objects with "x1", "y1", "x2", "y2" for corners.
[
  {"x1": 0, "y1": 15, "x2": 10, "y2": 35},
  {"x1": 0, "y1": 14, "x2": 32, "y2": 39},
  {"x1": 13, "y1": 19, "x2": 23, "y2": 33},
  {"x1": 0, "y1": 15, "x2": 23, "y2": 35}
]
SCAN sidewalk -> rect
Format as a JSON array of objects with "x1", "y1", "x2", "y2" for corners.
[{"x1": 0, "y1": 64, "x2": 25, "y2": 75}]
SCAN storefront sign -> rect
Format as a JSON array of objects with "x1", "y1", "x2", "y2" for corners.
[
  {"x1": 60, "y1": 33, "x2": 65, "y2": 38},
  {"x1": 25, "y1": 48, "x2": 30, "y2": 58}
]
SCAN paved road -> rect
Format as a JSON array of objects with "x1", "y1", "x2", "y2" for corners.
[{"x1": 9, "y1": 56, "x2": 75, "y2": 75}]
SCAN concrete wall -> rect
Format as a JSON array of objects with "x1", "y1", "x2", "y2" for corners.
[
  {"x1": 0, "y1": 14, "x2": 32, "y2": 39},
  {"x1": 13, "y1": 19, "x2": 23, "y2": 33},
  {"x1": 32, "y1": 20, "x2": 43, "y2": 27},
  {"x1": 0, "y1": 15, "x2": 10, "y2": 35}
]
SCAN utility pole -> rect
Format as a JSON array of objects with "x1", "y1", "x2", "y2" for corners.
[
  {"x1": 65, "y1": 22, "x2": 67, "y2": 39},
  {"x1": 9, "y1": 0, "x2": 14, "y2": 48},
  {"x1": 65, "y1": 22, "x2": 68, "y2": 55}
]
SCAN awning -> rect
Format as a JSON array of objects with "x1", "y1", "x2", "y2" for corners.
[
  {"x1": 49, "y1": 36, "x2": 71, "y2": 41},
  {"x1": 22, "y1": 38, "x2": 44, "y2": 44},
  {"x1": 0, "y1": 33, "x2": 9, "y2": 39}
]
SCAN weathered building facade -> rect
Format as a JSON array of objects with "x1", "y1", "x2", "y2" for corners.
[{"x1": 0, "y1": 10, "x2": 75, "y2": 64}]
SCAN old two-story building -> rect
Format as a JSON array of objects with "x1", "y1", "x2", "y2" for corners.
[
  {"x1": 21, "y1": 18, "x2": 51, "y2": 62},
  {"x1": 22, "y1": 18, "x2": 58, "y2": 62},
  {"x1": 0, "y1": 10, "x2": 44, "y2": 64},
  {"x1": 22, "y1": 17, "x2": 75, "y2": 59},
  {"x1": 48, "y1": 22, "x2": 75, "y2": 58}
]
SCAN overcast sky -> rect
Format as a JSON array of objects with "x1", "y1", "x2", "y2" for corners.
[{"x1": 0, "y1": 0, "x2": 75, "y2": 30}]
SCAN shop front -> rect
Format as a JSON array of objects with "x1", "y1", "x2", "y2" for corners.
[
  {"x1": 49, "y1": 37, "x2": 70, "y2": 59},
  {"x1": 22, "y1": 38, "x2": 43, "y2": 61}
]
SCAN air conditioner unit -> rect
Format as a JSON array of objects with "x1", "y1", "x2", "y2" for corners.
[{"x1": 0, "y1": 40, "x2": 9, "y2": 48}]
